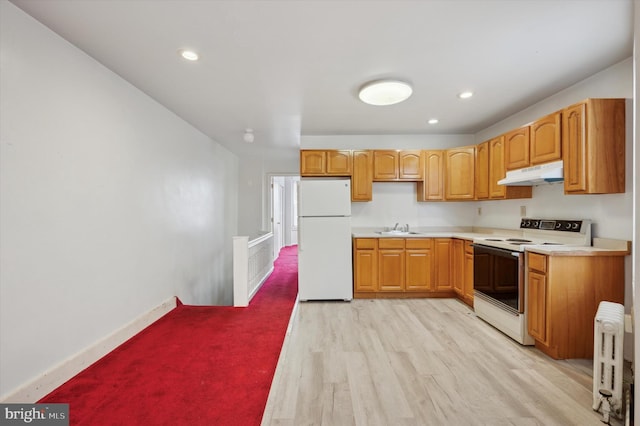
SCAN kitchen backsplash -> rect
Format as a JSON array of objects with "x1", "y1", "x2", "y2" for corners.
[{"x1": 351, "y1": 181, "x2": 632, "y2": 240}]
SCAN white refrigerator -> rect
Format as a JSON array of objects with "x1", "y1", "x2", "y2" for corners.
[{"x1": 298, "y1": 178, "x2": 353, "y2": 301}]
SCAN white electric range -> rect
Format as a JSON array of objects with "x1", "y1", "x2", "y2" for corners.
[{"x1": 471, "y1": 218, "x2": 592, "y2": 345}]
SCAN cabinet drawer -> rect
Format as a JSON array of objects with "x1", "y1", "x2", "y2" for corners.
[
  {"x1": 528, "y1": 252, "x2": 547, "y2": 273},
  {"x1": 354, "y1": 238, "x2": 377, "y2": 249},
  {"x1": 378, "y1": 238, "x2": 405, "y2": 249},
  {"x1": 406, "y1": 238, "x2": 432, "y2": 249}
]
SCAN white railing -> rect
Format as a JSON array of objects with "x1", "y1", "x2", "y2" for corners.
[{"x1": 233, "y1": 233, "x2": 274, "y2": 307}]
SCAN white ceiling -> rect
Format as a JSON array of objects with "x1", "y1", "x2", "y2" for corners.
[{"x1": 11, "y1": 0, "x2": 633, "y2": 157}]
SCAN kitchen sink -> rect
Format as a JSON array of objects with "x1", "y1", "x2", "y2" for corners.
[{"x1": 376, "y1": 230, "x2": 424, "y2": 236}]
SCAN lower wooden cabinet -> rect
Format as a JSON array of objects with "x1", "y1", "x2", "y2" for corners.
[
  {"x1": 378, "y1": 239, "x2": 405, "y2": 291},
  {"x1": 463, "y1": 241, "x2": 474, "y2": 306},
  {"x1": 353, "y1": 237, "x2": 457, "y2": 298},
  {"x1": 405, "y1": 239, "x2": 434, "y2": 291},
  {"x1": 451, "y1": 239, "x2": 474, "y2": 306},
  {"x1": 353, "y1": 238, "x2": 377, "y2": 292},
  {"x1": 452, "y1": 239, "x2": 464, "y2": 296},
  {"x1": 526, "y1": 251, "x2": 625, "y2": 359},
  {"x1": 433, "y1": 239, "x2": 452, "y2": 291}
]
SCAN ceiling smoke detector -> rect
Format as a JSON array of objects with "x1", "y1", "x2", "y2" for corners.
[
  {"x1": 243, "y1": 128, "x2": 255, "y2": 143},
  {"x1": 358, "y1": 80, "x2": 413, "y2": 106}
]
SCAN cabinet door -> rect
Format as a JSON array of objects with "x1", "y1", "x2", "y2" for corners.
[
  {"x1": 563, "y1": 99, "x2": 625, "y2": 195},
  {"x1": 326, "y1": 150, "x2": 352, "y2": 175},
  {"x1": 475, "y1": 141, "x2": 489, "y2": 199},
  {"x1": 354, "y1": 247, "x2": 377, "y2": 293},
  {"x1": 451, "y1": 239, "x2": 464, "y2": 296},
  {"x1": 562, "y1": 103, "x2": 587, "y2": 193},
  {"x1": 527, "y1": 270, "x2": 547, "y2": 342},
  {"x1": 445, "y1": 146, "x2": 475, "y2": 200},
  {"x1": 504, "y1": 126, "x2": 530, "y2": 170},
  {"x1": 351, "y1": 150, "x2": 373, "y2": 201},
  {"x1": 488, "y1": 136, "x2": 506, "y2": 198},
  {"x1": 530, "y1": 112, "x2": 561, "y2": 165},
  {"x1": 405, "y1": 248, "x2": 432, "y2": 291},
  {"x1": 398, "y1": 150, "x2": 424, "y2": 180},
  {"x1": 433, "y1": 239, "x2": 452, "y2": 291},
  {"x1": 463, "y1": 250, "x2": 474, "y2": 305},
  {"x1": 300, "y1": 150, "x2": 326, "y2": 175},
  {"x1": 373, "y1": 150, "x2": 399, "y2": 180},
  {"x1": 417, "y1": 150, "x2": 444, "y2": 201},
  {"x1": 378, "y1": 249, "x2": 405, "y2": 291}
]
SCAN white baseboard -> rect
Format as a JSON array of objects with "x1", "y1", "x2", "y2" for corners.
[
  {"x1": 1, "y1": 296, "x2": 178, "y2": 403},
  {"x1": 248, "y1": 266, "x2": 275, "y2": 304}
]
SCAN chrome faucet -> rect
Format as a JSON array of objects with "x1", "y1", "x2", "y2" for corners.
[{"x1": 394, "y1": 222, "x2": 400, "y2": 230}]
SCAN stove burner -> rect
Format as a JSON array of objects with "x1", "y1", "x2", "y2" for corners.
[
  {"x1": 484, "y1": 238, "x2": 503, "y2": 241},
  {"x1": 541, "y1": 242, "x2": 562, "y2": 245},
  {"x1": 506, "y1": 238, "x2": 532, "y2": 243},
  {"x1": 511, "y1": 242, "x2": 534, "y2": 246}
]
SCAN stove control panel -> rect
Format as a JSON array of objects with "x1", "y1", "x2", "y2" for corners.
[{"x1": 520, "y1": 218, "x2": 584, "y2": 232}]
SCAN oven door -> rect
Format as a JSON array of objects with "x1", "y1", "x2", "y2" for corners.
[{"x1": 472, "y1": 244, "x2": 524, "y2": 314}]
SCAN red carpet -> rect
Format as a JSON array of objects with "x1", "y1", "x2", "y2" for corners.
[{"x1": 39, "y1": 245, "x2": 298, "y2": 425}]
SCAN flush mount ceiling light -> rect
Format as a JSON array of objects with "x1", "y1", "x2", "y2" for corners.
[
  {"x1": 178, "y1": 49, "x2": 199, "y2": 61},
  {"x1": 458, "y1": 91, "x2": 474, "y2": 99},
  {"x1": 428, "y1": 118, "x2": 439, "y2": 125},
  {"x1": 358, "y1": 80, "x2": 413, "y2": 106},
  {"x1": 243, "y1": 128, "x2": 254, "y2": 143}
]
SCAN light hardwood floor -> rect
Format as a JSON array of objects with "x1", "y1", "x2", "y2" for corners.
[{"x1": 262, "y1": 298, "x2": 624, "y2": 426}]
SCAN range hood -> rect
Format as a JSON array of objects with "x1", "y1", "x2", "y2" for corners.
[{"x1": 498, "y1": 160, "x2": 564, "y2": 186}]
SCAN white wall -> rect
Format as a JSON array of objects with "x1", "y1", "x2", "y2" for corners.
[
  {"x1": 474, "y1": 58, "x2": 633, "y2": 239},
  {"x1": 0, "y1": 2, "x2": 238, "y2": 399},
  {"x1": 237, "y1": 151, "x2": 298, "y2": 237}
]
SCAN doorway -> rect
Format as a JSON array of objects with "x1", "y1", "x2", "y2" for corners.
[{"x1": 269, "y1": 175, "x2": 299, "y2": 260}]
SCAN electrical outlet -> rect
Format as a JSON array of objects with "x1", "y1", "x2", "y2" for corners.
[
  {"x1": 477, "y1": 207, "x2": 482, "y2": 216},
  {"x1": 520, "y1": 206, "x2": 526, "y2": 216}
]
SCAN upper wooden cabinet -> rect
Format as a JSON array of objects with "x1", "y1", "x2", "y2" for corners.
[
  {"x1": 475, "y1": 141, "x2": 489, "y2": 200},
  {"x1": 300, "y1": 150, "x2": 352, "y2": 176},
  {"x1": 488, "y1": 136, "x2": 506, "y2": 198},
  {"x1": 562, "y1": 98, "x2": 625, "y2": 194},
  {"x1": 445, "y1": 146, "x2": 475, "y2": 200},
  {"x1": 373, "y1": 150, "x2": 424, "y2": 181},
  {"x1": 504, "y1": 126, "x2": 530, "y2": 170},
  {"x1": 530, "y1": 112, "x2": 562, "y2": 165},
  {"x1": 351, "y1": 150, "x2": 373, "y2": 202},
  {"x1": 488, "y1": 136, "x2": 532, "y2": 200},
  {"x1": 417, "y1": 150, "x2": 444, "y2": 201},
  {"x1": 504, "y1": 112, "x2": 561, "y2": 171}
]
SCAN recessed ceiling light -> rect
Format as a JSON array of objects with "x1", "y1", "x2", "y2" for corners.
[
  {"x1": 428, "y1": 118, "x2": 439, "y2": 124},
  {"x1": 458, "y1": 91, "x2": 473, "y2": 99},
  {"x1": 179, "y1": 49, "x2": 199, "y2": 61},
  {"x1": 358, "y1": 80, "x2": 413, "y2": 106}
]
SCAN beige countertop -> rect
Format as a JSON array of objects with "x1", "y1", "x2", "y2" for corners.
[{"x1": 351, "y1": 228, "x2": 631, "y2": 256}]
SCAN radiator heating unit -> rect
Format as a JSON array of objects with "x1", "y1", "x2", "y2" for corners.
[{"x1": 592, "y1": 301, "x2": 625, "y2": 420}]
